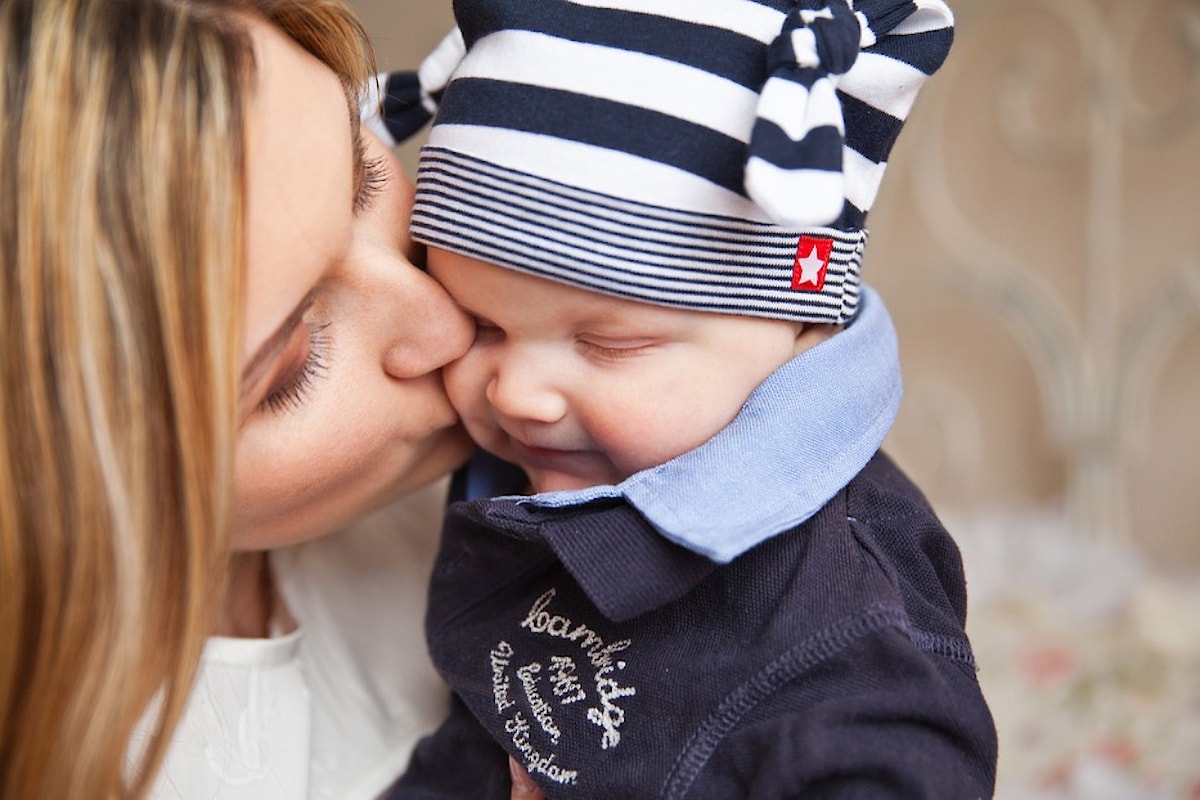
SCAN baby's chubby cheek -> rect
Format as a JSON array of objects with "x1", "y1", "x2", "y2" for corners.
[{"x1": 590, "y1": 399, "x2": 721, "y2": 477}]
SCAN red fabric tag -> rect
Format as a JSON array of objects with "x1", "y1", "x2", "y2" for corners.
[{"x1": 791, "y1": 235, "x2": 832, "y2": 292}]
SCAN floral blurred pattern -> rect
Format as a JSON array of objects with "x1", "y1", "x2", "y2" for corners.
[{"x1": 958, "y1": 512, "x2": 1200, "y2": 799}]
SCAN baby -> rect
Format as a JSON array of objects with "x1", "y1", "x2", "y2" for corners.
[{"x1": 371, "y1": 0, "x2": 998, "y2": 797}]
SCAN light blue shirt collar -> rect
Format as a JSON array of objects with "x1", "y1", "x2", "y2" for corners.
[{"x1": 479, "y1": 286, "x2": 902, "y2": 563}]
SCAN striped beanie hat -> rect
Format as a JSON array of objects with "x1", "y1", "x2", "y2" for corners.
[{"x1": 371, "y1": 0, "x2": 954, "y2": 324}]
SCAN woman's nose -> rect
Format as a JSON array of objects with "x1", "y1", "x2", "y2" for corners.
[
  {"x1": 382, "y1": 267, "x2": 474, "y2": 379},
  {"x1": 485, "y1": 352, "x2": 568, "y2": 425}
]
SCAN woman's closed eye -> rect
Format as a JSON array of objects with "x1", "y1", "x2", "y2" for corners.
[{"x1": 257, "y1": 321, "x2": 332, "y2": 414}]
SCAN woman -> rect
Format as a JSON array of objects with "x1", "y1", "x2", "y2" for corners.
[{"x1": 0, "y1": 1, "x2": 538, "y2": 797}]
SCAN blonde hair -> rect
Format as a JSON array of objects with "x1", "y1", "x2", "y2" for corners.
[{"x1": 0, "y1": 1, "x2": 371, "y2": 797}]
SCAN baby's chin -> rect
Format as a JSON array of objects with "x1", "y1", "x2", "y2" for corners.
[
  {"x1": 495, "y1": 440, "x2": 628, "y2": 494},
  {"x1": 526, "y1": 471, "x2": 598, "y2": 494},
  {"x1": 523, "y1": 463, "x2": 626, "y2": 495}
]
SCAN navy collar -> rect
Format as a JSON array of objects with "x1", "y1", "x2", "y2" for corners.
[{"x1": 453, "y1": 472, "x2": 851, "y2": 622}]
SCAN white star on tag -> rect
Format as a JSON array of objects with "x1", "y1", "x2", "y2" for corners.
[{"x1": 796, "y1": 246, "x2": 827, "y2": 286}]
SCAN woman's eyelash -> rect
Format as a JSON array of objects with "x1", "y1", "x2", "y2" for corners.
[
  {"x1": 257, "y1": 322, "x2": 332, "y2": 415},
  {"x1": 354, "y1": 154, "x2": 389, "y2": 213}
]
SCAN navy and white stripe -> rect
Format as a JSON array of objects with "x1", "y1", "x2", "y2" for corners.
[
  {"x1": 375, "y1": 0, "x2": 954, "y2": 324},
  {"x1": 413, "y1": 147, "x2": 867, "y2": 322}
]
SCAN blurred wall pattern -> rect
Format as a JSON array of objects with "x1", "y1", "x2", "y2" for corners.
[
  {"x1": 349, "y1": 0, "x2": 1200, "y2": 567},
  {"x1": 873, "y1": 0, "x2": 1200, "y2": 572}
]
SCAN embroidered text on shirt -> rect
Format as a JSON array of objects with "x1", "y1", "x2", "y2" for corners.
[
  {"x1": 519, "y1": 589, "x2": 638, "y2": 749},
  {"x1": 483, "y1": 587, "x2": 644, "y2": 788}
]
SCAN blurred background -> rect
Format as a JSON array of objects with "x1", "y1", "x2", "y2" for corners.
[{"x1": 347, "y1": 0, "x2": 1200, "y2": 795}]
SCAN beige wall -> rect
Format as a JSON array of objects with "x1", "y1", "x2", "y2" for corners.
[
  {"x1": 871, "y1": 0, "x2": 1200, "y2": 569},
  {"x1": 347, "y1": 0, "x2": 1200, "y2": 569}
]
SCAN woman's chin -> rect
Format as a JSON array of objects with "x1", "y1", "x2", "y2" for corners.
[{"x1": 232, "y1": 425, "x2": 477, "y2": 551}]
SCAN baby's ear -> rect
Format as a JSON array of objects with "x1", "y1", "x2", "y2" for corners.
[{"x1": 793, "y1": 322, "x2": 840, "y2": 356}]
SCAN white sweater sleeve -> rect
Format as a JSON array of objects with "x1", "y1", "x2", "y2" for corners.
[{"x1": 139, "y1": 631, "x2": 313, "y2": 799}]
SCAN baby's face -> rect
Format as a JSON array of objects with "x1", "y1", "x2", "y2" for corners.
[{"x1": 429, "y1": 248, "x2": 820, "y2": 493}]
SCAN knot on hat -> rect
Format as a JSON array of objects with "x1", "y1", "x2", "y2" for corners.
[
  {"x1": 366, "y1": 28, "x2": 466, "y2": 146},
  {"x1": 767, "y1": 1, "x2": 860, "y2": 76},
  {"x1": 747, "y1": 0, "x2": 863, "y2": 229}
]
